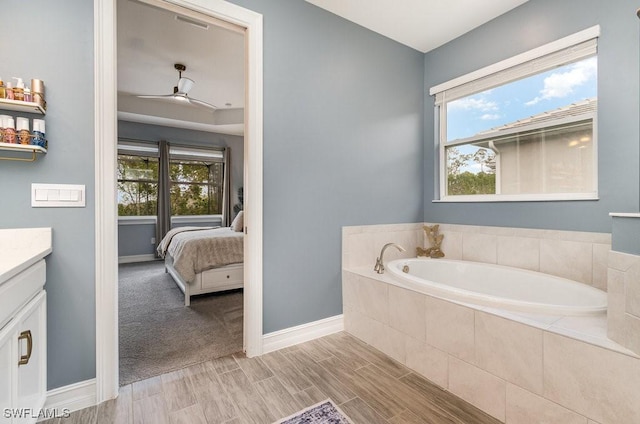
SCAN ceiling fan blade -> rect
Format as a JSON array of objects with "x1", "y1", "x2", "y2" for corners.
[
  {"x1": 136, "y1": 94, "x2": 175, "y2": 99},
  {"x1": 177, "y1": 77, "x2": 194, "y2": 94},
  {"x1": 186, "y1": 97, "x2": 218, "y2": 110}
]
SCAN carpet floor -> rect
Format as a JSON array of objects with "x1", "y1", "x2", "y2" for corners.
[{"x1": 118, "y1": 261, "x2": 243, "y2": 386}]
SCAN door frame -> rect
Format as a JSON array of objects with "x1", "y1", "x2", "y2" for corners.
[{"x1": 94, "y1": 0, "x2": 263, "y2": 402}]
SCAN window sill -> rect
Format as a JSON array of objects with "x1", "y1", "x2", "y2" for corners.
[
  {"x1": 118, "y1": 216, "x2": 157, "y2": 225},
  {"x1": 434, "y1": 193, "x2": 599, "y2": 203},
  {"x1": 118, "y1": 215, "x2": 223, "y2": 225}
]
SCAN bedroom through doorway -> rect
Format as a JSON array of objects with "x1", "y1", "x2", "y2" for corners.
[{"x1": 115, "y1": 0, "x2": 248, "y2": 386}]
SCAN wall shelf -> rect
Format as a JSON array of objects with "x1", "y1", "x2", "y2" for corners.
[
  {"x1": 0, "y1": 98, "x2": 45, "y2": 115},
  {"x1": 0, "y1": 142, "x2": 47, "y2": 162}
]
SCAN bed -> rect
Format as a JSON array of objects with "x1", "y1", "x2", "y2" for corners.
[{"x1": 157, "y1": 225, "x2": 244, "y2": 306}]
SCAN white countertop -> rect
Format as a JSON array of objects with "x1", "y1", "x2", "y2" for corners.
[{"x1": 0, "y1": 228, "x2": 52, "y2": 285}]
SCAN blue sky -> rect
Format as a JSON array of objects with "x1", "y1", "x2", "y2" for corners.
[{"x1": 446, "y1": 56, "x2": 597, "y2": 142}]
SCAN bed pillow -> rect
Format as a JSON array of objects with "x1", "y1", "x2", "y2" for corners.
[{"x1": 230, "y1": 211, "x2": 244, "y2": 232}]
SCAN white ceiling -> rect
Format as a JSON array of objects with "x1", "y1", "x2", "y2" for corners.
[
  {"x1": 117, "y1": 0, "x2": 529, "y2": 135},
  {"x1": 305, "y1": 0, "x2": 530, "y2": 53},
  {"x1": 117, "y1": 0, "x2": 245, "y2": 135}
]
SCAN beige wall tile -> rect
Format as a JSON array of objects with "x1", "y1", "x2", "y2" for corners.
[
  {"x1": 624, "y1": 313, "x2": 640, "y2": 354},
  {"x1": 540, "y1": 239, "x2": 592, "y2": 284},
  {"x1": 544, "y1": 332, "x2": 640, "y2": 424},
  {"x1": 344, "y1": 308, "x2": 384, "y2": 347},
  {"x1": 373, "y1": 231, "x2": 420, "y2": 264},
  {"x1": 591, "y1": 244, "x2": 610, "y2": 291},
  {"x1": 448, "y1": 356, "x2": 506, "y2": 422},
  {"x1": 347, "y1": 232, "x2": 376, "y2": 268},
  {"x1": 497, "y1": 236, "x2": 540, "y2": 271},
  {"x1": 439, "y1": 231, "x2": 463, "y2": 260},
  {"x1": 624, "y1": 260, "x2": 640, "y2": 317},
  {"x1": 607, "y1": 250, "x2": 638, "y2": 272},
  {"x1": 405, "y1": 337, "x2": 448, "y2": 389},
  {"x1": 462, "y1": 233, "x2": 497, "y2": 264},
  {"x1": 607, "y1": 268, "x2": 626, "y2": 344},
  {"x1": 388, "y1": 286, "x2": 426, "y2": 341},
  {"x1": 425, "y1": 296, "x2": 475, "y2": 362},
  {"x1": 342, "y1": 272, "x2": 358, "y2": 311},
  {"x1": 358, "y1": 276, "x2": 389, "y2": 324},
  {"x1": 506, "y1": 384, "x2": 587, "y2": 424},
  {"x1": 475, "y1": 312, "x2": 544, "y2": 394},
  {"x1": 372, "y1": 324, "x2": 407, "y2": 364}
]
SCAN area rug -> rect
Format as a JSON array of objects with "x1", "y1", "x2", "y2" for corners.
[
  {"x1": 119, "y1": 261, "x2": 243, "y2": 385},
  {"x1": 273, "y1": 399, "x2": 354, "y2": 424}
]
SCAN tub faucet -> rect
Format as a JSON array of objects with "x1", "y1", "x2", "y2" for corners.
[{"x1": 374, "y1": 243, "x2": 406, "y2": 274}]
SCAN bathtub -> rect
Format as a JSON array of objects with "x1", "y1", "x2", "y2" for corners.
[{"x1": 386, "y1": 258, "x2": 607, "y2": 316}]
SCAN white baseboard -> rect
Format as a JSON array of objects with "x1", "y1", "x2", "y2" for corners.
[
  {"x1": 42, "y1": 378, "x2": 96, "y2": 417},
  {"x1": 118, "y1": 254, "x2": 157, "y2": 264},
  {"x1": 262, "y1": 314, "x2": 344, "y2": 354}
]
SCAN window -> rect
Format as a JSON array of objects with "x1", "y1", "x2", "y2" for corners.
[
  {"x1": 431, "y1": 27, "x2": 599, "y2": 201},
  {"x1": 117, "y1": 141, "x2": 225, "y2": 218},
  {"x1": 117, "y1": 154, "x2": 159, "y2": 216},
  {"x1": 169, "y1": 146, "x2": 225, "y2": 216}
]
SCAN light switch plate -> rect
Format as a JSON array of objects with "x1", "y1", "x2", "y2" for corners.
[{"x1": 31, "y1": 183, "x2": 86, "y2": 207}]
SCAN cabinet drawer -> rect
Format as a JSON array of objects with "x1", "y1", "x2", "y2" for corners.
[{"x1": 201, "y1": 265, "x2": 243, "y2": 289}]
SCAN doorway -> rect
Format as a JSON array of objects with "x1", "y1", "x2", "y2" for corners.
[{"x1": 94, "y1": 0, "x2": 263, "y2": 402}]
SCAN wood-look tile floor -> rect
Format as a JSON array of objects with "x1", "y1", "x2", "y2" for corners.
[{"x1": 43, "y1": 332, "x2": 500, "y2": 424}]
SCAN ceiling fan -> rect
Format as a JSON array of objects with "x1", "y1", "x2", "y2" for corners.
[{"x1": 136, "y1": 63, "x2": 217, "y2": 110}]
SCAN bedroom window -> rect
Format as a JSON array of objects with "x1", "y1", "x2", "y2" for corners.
[
  {"x1": 169, "y1": 160, "x2": 224, "y2": 215},
  {"x1": 430, "y1": 27, "x2": 599, "y2": 201},
  {"x1": 169, "y1": 145, "x2": 225, "y2": 216},
  {"x1": 117, "y1": 154, "x2": 159, "y2": 216},
  {"x1": 117, "y1": 141, "x2": 226, "y2": 219}
]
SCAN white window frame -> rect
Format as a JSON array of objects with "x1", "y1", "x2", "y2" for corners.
[{"x1": 430, "y1": 26, "x2": 600, "y2": 202}]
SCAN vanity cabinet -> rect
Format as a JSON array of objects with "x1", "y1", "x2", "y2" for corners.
[{"x1": 0, "y1": 260, "x2": 47, "y2": 424}]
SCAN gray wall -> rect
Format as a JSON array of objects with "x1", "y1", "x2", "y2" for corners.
[
  {"x1": 117, "y1": 223, "x2": 156, "y2": 257},
  {"x1": 0, "y1": 1, "x2": 95, "y2": 390},
  {"x1": 1, "y1": 0, "x2": 423, "y2": 390},
  {"x1": 612, "y1": 217, "x2": 640, "y2": 256},
  {"x1": 117, "y1": 121, "x2": 242, "y2": 257},
  {"x1": 227, "y1": 0, "x2": 425, "y2": 332},
  {"x1": 423, "y1": 0, "x2": 640, "y2": 233}
]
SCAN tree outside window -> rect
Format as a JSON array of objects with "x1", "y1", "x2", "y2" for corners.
[
  {"x1": 117, "y1": 155, "x2": 159, "y2": 216},
  {"x1": 169, "y1": 160, "x2": 224, "y2": 215}
]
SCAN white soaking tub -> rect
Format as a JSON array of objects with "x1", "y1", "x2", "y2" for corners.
[{"x1": 386, "y1": 258, "x2": 607, "y2": 316}]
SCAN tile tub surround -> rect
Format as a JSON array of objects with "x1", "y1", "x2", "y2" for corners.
[
  {"x1": 343, "y1": 223, "x2": 611, "y2": 291},
  {"x1": 425, "y1": 223, "x2": 611, "y2": 291},
  {"x1": 343, "y1": 267, "x2": 640, "y2": 424},
  {"x1": 607, "y1": 250, "x2": 640, "y2": 355},
  {"x1": 342, "y1": 223, "x2": 425, "y2": 270}
]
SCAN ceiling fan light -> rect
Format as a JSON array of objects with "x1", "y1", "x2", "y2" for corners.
[{"x1": 177, "y1": 77, "x2": 194, "y2": 94}]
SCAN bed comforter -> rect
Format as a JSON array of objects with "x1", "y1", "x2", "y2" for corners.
[{"x1": 157, "y1": 226, "x2": 244, "y2": 283}]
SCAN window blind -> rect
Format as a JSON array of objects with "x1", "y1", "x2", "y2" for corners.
[
  {"x1": 117, "y1": 139, "x2": 159, "y2": 157},
  {"x1": 432, "y1": 31, "x2": 598, "y2": 106},
  {"x1": 169, "y1": 145, "x2": 225, "y2": 163}
]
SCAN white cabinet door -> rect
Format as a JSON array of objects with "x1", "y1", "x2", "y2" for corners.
[
  {"x1": 14, "y1": 292, "x2": 46, "y2": 424},
  {"x1": 0, "y1": 320, "x2": 16, "y2": 424}
]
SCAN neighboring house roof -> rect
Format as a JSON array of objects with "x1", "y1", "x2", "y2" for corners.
[{"x1": 477, "y1": 97, "x2": 597, "y2": 137}]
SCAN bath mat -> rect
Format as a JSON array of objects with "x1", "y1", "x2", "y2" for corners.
[{"x1": 273, "y1": 399, "x2": 354, "y2": 424}]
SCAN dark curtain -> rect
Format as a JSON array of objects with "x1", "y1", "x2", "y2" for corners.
[
  {"x1": 155, "y1": 140, "x2": 171, "y2": 256},
  {"x1": 221, "y1": 148, "x2": 232, "y2": 226}
]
